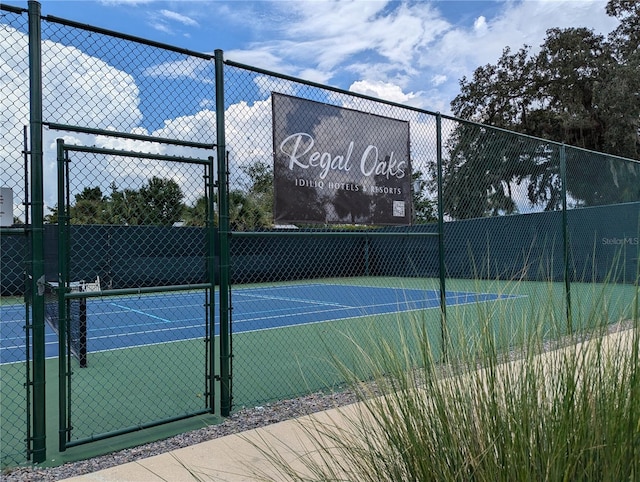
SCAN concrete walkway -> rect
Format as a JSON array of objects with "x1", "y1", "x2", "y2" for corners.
[
  {"x1": 62, "y1": 402, "x2": 359, "y2": 481},
  {"x1": 63, "y1": 327, "x2": 636, "y2": 482}
]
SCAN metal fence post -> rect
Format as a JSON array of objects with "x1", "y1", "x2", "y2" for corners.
[
  {"x1": 207, "y1": 157, "x2": 216, "y2": 413},
  {"x1": 215, "y1": 49, "x2": 232, "y2": 417},
  {"x1": 27, "y1": 0, "x2": 46, "y2": 464},
  {"x1": 436, "y1": 113, "x2": 447, "y2": 361},
  {"x1": 560, "y1": 144, "x2": 572, "y2": 332},
  {"x1": 56, "y1": 139, "x2": 69, "y2": 451}
]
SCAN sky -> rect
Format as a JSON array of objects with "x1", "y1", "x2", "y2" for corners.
[
  {"x1": 0, "y1": 0, "x2": 622, "y2": 217},
  {"x1": 33, "y1": 0, "x2": 618, "y2": 112}
]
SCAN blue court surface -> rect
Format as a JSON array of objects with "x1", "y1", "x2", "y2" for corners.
[{"x1": 0, "y1": 283, "x2": 518, "y2": 364}]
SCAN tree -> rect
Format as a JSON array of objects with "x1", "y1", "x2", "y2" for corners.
[
  {"x1": 139, "y1": 177, "x2": 184, "y2": 226},
  {"x1": 607, "y1": 0, "x2": 640, "y2": 59},
  {"x1": 44, "y1": 205, "x2": 58, "y2": 224},
  {"x1": 71, "y1": 187, "x2": 108, "y2": 224},
  {"x1": 182, "y1": 195, "x2": 211, "y2": 227},
  {"x1": 108, "y1": 184, "x2": 146, "y2": 226},
  {"x1": 46, "y1": 178, "x2": 187, "y2": 226},
  {"x1": 411, "y1": 169, "x2": 437, "y2": 223},
  {"x1": 230, "y1": 160, "x2": 274, "y2": 230},
  {"x1": 439, "y1": 3, "x2": 639, "y2": 219},
  {"x1": 604, "y1": 0, "x2": 640, "y2": 159},
  {"x1": 183, "y1": 161, "x2": 276, "y2": 230},
  {"x1": 228, "y1": 190, "x2": 271, "y2": 231}
]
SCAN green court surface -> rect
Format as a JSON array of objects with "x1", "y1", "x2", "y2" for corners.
[{"x1": 1, "y1": 276, "x2": 637, "y2": 468}]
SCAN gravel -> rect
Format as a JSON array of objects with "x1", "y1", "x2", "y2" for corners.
[{"x1": 1, "y1": 390, "x2": 359, "y2": 482}]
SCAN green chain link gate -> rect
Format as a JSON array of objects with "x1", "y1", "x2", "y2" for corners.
[{"x1": 53, "y1": 139, "x2": 218, "y2": 450}]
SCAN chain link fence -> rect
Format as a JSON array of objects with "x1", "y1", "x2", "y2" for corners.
[
  {"x1": 2, "y1": 4, "x2": 218, "y2": 466},
  {"x1": 1, "y1": 1, "x2": 639, "y2": 469},
  {"x1": 0, "y1": 5, "x2": 33, "y2": 467},
  {"x1": 222, "y1": 62, "x2": 639, "y2": 411},
  {"x1": 40, "y1": 13, "x2": 219, "y2": 452}
]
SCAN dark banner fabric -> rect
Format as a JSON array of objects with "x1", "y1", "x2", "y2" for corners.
[{"x1": 272, "y1": 93, "x2": 411, "y2": 225}]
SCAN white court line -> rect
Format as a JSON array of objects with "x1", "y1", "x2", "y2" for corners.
[
  {"x1": 0, "y1": 293, "x2": 530, "y2": 364},
  {"x1": 109, "y1": 302, "x2": 173, "y2": 323},
  {"x1": 235, "y1": 291, "x2": 351, "y2": 308}
]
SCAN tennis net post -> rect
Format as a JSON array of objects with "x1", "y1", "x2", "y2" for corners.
[{"x1": 44, "y1": 277, "x2": 99, "y2": 368}]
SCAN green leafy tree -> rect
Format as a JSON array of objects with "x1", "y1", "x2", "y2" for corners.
[
  {"x1": 108, "y1": 184, "x2": 146, "y2": 226},
  {"x1": 182, "y1": 195, "x2": 211, "y2": 227},
  {"x1": 411, "y1": 169, "x2": 437, "y2": 223},
  {"x1": 48, "y1": 179, "x2": 187, "y2": 226},
  {"x1": 438, "y1": 2, "x2": 639, "y2": 219},
  {"x1": 139, "y1": 177, "x2": 184, "y2": 226},
  {"x1": 44, "y1": 205, "x2": 58, "y2": 224},
  {"x1": 71, "y1": 187, "x2": 108, "y2": 224},
  {"x1": 228, "y1": 190, "x2": 271, "y2": 231},
  {"x1": 229, "y1": 160, "x2": 274, "y2": 230}
]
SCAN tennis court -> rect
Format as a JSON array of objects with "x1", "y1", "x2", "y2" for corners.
[
  {"x1": 0, "y1": 281, "x2": 520, "y2": 365},
  {"x1": 2, "y1": 276, "x2": 637, "y2": 467}
]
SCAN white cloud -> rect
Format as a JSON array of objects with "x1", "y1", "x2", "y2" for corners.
[
  {"x1": 423, "y1": 0, "x2": 618, "y2": 82},
  {"x1": 254, "y1": 76, "x2": 298, "y2": 99},
  {"x1": 349, "y1": 80, "x2": 420, "y2": 105},
  {"x1": 431, "y1": 75, "x2": 447, "y2": 87},
  {"x1": 42, "y1": 40, "x2": 142, "y2": 128},
  {"x1": 159, "y1": 9, "x2": 198, "y2": 27},
  {"x1": 296, "y1": 68, "x2": 332, "y2": 85},
  {"x1": 144, "y1": 57, "x2": 214, "y2": 83},
  {"x1": 2, "y1": 25, "x2": 143, "y2": 211},
  {"x1": 224, "y1": 99, "x2": 272, "y2": 167},
  {"x1": 99, "y1": 0, "x2": 154, "y2": 5},
  {"x1": 225, "y1": 48, "x2": 292, "y2": 76},
  {"x1": 152, "y1": 110, "x2": 216, "y2": 143},
  {"x1": 216, "y1": 0, "x2": 619, "y2": 115},
  {"x1": 149, "y1": 21, "x2": 173, "y2": 34},
  {"x1": 260, "y1": 0, "x2": 449, "y2": 73},
  {"x1": 473, "y1": 15, "x2": 488, "y2": 35},
  {"x1": 148, "y1": 7, "x2": 200, "y2": 34}
]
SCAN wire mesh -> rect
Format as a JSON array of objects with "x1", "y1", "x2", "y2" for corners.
[
  {"x1": 61, "y1": 149, "x2": 211, "y2": 289},
  {"x1": 43, "y1": 281, "x2": 87, "y2": 366},
  {"x1": 0, "y1": 6, "x2": 32, "y2": 468},
  {"x1": 40, "y1": 18, "x2": 215, "y2": 141},
  {"x1": 222, "y1": 62, "x2": 639, "y2": 410},
  {"x1": 57, "y1": 147, "x2": 213, "y2": 445},
  {"x1": 63, "y1": 288, "x2": 210, "y2": 444},
  {"x1": 1, "y1": 2, "x2": 639, "y2": 468}
]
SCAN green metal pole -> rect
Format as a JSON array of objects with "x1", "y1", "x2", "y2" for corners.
[
  {"x1": 436, "y1": 114, "x2": 447, "y2": 362},
  {"x1": 214, "y1": 49, "x2": 232, "y2": 417},
  {"x1": 56, "y1": 140, "x2": 69, "y2": 451},
  {"x1": 206, "y1": 158, "x2": 216, "y2": 413},
  {"x1": 560, "y1": 144, "x2": 572, "y2": 333},
  {"x1": 28, "y1": 0, "x2": 46, "y2": 464}
]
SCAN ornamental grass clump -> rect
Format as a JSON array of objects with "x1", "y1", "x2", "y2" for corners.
[{"x1": 248, "y1": 279, "x2": 639, "y2": 482}]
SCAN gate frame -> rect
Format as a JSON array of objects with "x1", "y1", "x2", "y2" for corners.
[{"x1": 54, "y1": 139, "x2": 218, "y2": 451}]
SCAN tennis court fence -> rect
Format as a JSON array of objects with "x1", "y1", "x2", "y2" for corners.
[{"x1": 1, "y1": 1, "x2": 639, "y2": 468}]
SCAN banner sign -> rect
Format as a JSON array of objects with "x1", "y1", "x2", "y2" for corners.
[{"x1": 272, "y1": 93, "x2": 411, "y2": 225}]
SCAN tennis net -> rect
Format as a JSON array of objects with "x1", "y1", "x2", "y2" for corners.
[{"x1": 44, "y1": 278, "x2": 100, "y2": 368}]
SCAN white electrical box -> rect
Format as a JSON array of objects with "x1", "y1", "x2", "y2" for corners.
[{"x1": 0, "y1": 187, "x2": 14, "y2": 227}]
